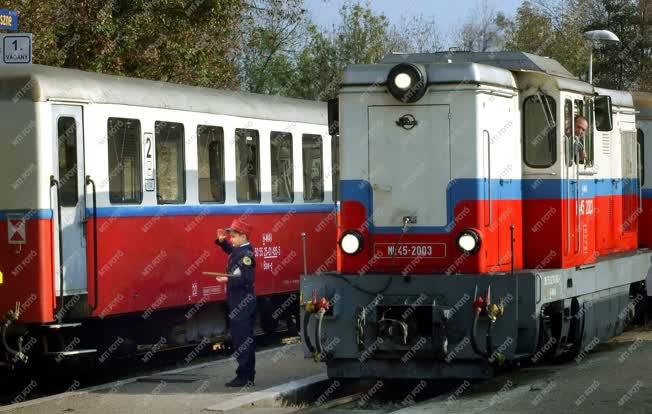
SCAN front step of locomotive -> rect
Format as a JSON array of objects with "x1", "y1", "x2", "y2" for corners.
[{"x1": 300, "y1": 250, "x2": 650, "y2": 380}]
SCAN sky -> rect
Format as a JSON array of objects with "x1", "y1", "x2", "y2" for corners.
[{"x1": 304, "y1": 0, "x2": 524, "y2": 48}]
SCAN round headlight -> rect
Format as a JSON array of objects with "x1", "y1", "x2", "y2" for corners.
[
  {"x1": 340, "y1": 232, "x2": 363, "y2": 255},
  {"x1": 387, "y1": 63, "x2": 428, "y2": 103},
  {"x1": 457, "y1": 230, "x2": 481, "y2": 253},
  {"x1": 394, "y1": 73, "x2": 412, "y2": 90}
]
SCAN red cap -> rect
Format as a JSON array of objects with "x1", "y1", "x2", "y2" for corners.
[{"x1": 226, "y1": 219, "x2": 252, "y2": 236}]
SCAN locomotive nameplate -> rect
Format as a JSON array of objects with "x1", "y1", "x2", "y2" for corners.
[{"x1": 374, "y1": 243, "x2": 446, "y2": 259}]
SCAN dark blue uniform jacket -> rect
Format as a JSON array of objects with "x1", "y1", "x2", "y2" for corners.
[{"x1": 215, "y1": 240, "x2": 256, "y2": 311}]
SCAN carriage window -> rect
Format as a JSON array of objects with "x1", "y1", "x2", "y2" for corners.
[
  {"x1": 108, "y1": 118, "x2": 142, "y2": 204},
  {"x1": 639, "y1": 128, "x2": 645, "y2": 186},
  {"x1": 235, "y1": 128, "x2": 260, "y2": 203},
  {"x1": 58, "y1": 117, "x2": 78, "y2": 206},
  {"x1": 303, "y1": 134, "x2": 324, "y2": 202},
  {"x1": 523, "y1": 94, "x2": 557, "y2": 168},
  {"x1": 332, "y1": 135, "x2": 339, "y2": 202},
  {"x1": 270, "y1": 132, "x2": 293, "y2": 203},
  {"x1": 155, "y1": 121, "x2": 186, "y2": 204},
  {"x1": 198, "y1": 125, "x2": 225, "y2": 203}
]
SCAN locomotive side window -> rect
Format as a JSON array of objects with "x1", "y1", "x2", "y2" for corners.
[
  {"x1": 155, "y1": 121, "x2": 186, "y2": 204},
  {"x1": 302, "y1": 134, "x2": 324, "y2": 202},
  {"x1": 523, "y1": 94, "x2": 557, "y2": 168},
  {"x1": 583, "y1": 97, "x2": 595, "y2": 166},
  {"x1": 639, "y1": 128, "x2": 645, "y2": 186},
  {"x1": 332, "y1": 135, "x2": 340, "y2": 202},
  {"x1": 270, "y1": 131, "x2": 294, "y2": 203},
  {"x1": 57, "y1": 117, "x2": 78, "y2": 206},
  {"x1": 235, "y1": 128, "x2": 261, "y2": 203},
  {"x1": 197, "y1": 125, "x2": 225, "y2": 203},
  {"x1": 107, "y1": 118, "x2": 143, "y2": 204}
]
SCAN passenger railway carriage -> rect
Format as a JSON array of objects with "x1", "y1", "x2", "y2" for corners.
[
  {"x1": 301, "y1": 52, "x2": 652, "y2": 380},
  {"x1": 0, "y1": 65, "x2": 337, "y2": 364}
]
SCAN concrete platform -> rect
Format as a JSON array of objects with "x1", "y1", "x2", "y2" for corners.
[
  {"x1": 1, "y1": 342, "x2": 324, "y2": 414},
  {"x1": 394, "y1": 327, "x2": 652, "y2": 414}
]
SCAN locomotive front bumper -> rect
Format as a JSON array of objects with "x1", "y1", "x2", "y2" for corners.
[{"x1": 300, "y1": 252, "x2": 652, "y2": 379}]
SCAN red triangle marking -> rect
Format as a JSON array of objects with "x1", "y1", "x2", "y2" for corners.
[{"x1": 10, "y1": 231, "x2": 23, "y2": 241}]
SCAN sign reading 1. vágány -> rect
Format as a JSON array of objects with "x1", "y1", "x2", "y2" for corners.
[{"x1": 1, "y1": 33, "x2": 32, "y2": 65}]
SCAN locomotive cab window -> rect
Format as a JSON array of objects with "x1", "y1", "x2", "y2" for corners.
[
  {"x1": 302, "y1": 134, "x2": 324, "y2": 202},
  {"x1": 270, "y1": 131, "x2": 294, "y2": 203},
  {"x1": 108, "y1": 118, "x2": 143, "y2": 204},
  {"x1": 198, "y1": 125, "x2": 225, "y2": 203},
  {"x1": 523, "y1": 94, "x2": 557, "y2": 168},
  {"x1": 155, "y1": 121, "x2": 186, "y2": 204},
  {"x1": 235, "y1": 128, "x2": 261, "y2": 203},
  {"x1": 57, "y1": 117, "x2": 78, "y2": 206}
]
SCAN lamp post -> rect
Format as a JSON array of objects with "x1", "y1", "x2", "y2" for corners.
[{"x1": 584, "y1": 30, "x2": 621, "y2": 84}]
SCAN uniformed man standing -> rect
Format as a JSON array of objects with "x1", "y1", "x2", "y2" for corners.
[{"x1": 215, "y1": 219, "x2": 256, "y2": 387}]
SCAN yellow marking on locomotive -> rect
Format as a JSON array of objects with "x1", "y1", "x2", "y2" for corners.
[{"x1": 0, "y1": 270, "x2": 3, "y2": 284}]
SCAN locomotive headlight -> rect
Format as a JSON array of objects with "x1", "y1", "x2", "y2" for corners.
[
  {"x1": 387, "y1": 63, "x2": 428, "y2": 103},
  {"x1": 457, "y1": 229, "x2": 481, "y2": 253},
  {"x1": 394, "y1": 73, "x2": 412, "y2": 90},
  {"x1": 340, "y1": 231, "x2": 363, "y2": 255}
]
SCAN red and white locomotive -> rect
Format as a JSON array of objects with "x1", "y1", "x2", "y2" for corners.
[
  {"x1": 0, "y1": 65, "x2": 336, "y2": 364},
  {"x1": 301, "y1": 52, "x2": 651, "y2": 379}
]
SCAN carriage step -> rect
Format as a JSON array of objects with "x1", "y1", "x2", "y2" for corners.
[
  {"x1": 44, "y1": 349, "x2": 97, "y2": 358},
  {"x1": 39, "y1": 323, "x2": 82, "y2": 330}
]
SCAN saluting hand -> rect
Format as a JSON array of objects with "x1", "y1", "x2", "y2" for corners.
[{"x1": 217, "y1": 228, "x2": 227, "y2": 242}]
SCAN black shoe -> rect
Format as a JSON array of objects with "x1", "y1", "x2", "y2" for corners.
[{"x1": 224, "y1": 377, "x2": 251, "y2": 388}]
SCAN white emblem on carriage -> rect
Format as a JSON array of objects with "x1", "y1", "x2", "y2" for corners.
[
  {"x1": 396, "y1": 114, "x2": 418, "y2": 130},
  {"x1": 7, "y1": 214, "x2": 26, "y2": 245}
]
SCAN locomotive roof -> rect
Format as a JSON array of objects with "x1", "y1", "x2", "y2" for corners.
[
  {"x1": 381, "y1": 51, "x2": 577, "y2": 79},
  {"x1": 342, "y1": 62, "x2": 518, "y2": 89},
  {"x1": 634, "y1": 92, "x2": 652, "y2": 119},
  {"x1": 0, "y1": 65, "x2": 327, "y2": 125}
]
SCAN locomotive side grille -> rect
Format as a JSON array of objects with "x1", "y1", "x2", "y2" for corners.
[{"x1": 602, "y1": 132, "x2": 611, "y2": 155}]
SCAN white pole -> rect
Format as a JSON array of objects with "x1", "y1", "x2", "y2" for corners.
[{"x1": 588, "y1": 44, "x2": 593, "y2": 84}]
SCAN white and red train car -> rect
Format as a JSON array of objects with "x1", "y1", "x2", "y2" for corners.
[
  {"x1": 0, "y1": 65, "x2": 336, "y2": 364},
  {"x1": 301, "y1": 52, "x2": 651, "y2": 379}
]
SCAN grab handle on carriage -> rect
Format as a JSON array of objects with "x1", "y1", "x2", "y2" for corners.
[
  {"x1": 85, "y1": 176, "x2": 99, "y2": 311},
  {"x1": 50, "y1": 176, "x2": 65, "y2": 322}
]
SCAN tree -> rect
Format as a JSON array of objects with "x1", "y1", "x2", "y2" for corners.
[
  {"x1": 237, "y1": 0, "x2": 307, "y2": 95},
  {"x1": 586, "y1": 0, "x2": 651, "y2": 90},
  {"x1": 456, "y1": 1, "x2": 508, "y2": 52},
  {"x1": 6, "y1": 0, "x2": 245, "y2": 88}
]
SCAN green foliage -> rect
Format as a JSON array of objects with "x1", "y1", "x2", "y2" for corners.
[{"x1": 6, "y1": 0, "x2": 245, "y2": 88}]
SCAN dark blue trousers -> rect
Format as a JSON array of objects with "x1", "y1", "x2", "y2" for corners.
[{"x1": 229, "y1": 301, "x2": 256, "y2": 380}]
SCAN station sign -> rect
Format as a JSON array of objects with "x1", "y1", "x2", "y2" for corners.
[
  {"x1": 1, "y1": 33, "x2": 32, "y2": 64},
  {"x1": 0, "y1": 9, "x2": 18, "y2": 31}
]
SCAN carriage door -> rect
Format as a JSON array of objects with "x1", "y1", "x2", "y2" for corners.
[
  {"x1": 52, "y1": 105, "x2": 87, "y2": 302},
  {"x1": 368, "y1": 105, "x2": 450, "y2": 228}
]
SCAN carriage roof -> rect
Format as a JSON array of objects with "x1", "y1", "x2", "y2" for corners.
[{"x1": 0, "y1": 65, "x2": 327, "y2": 125}]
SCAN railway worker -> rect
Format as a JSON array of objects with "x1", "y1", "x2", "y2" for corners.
[
  {"x1": 215, "y1": 219, "x2": 257, "y2": 387},
  {"x1": 571, "y1": 115, "x2": 589, "y2": 164}
]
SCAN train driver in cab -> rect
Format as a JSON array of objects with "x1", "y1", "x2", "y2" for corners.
[
  {"x1": 568, "y1": 115, "x2": 589, "y2": 164},
  {"x1": 215, "y1": 219, "x2": 257, "y2": 387}
]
